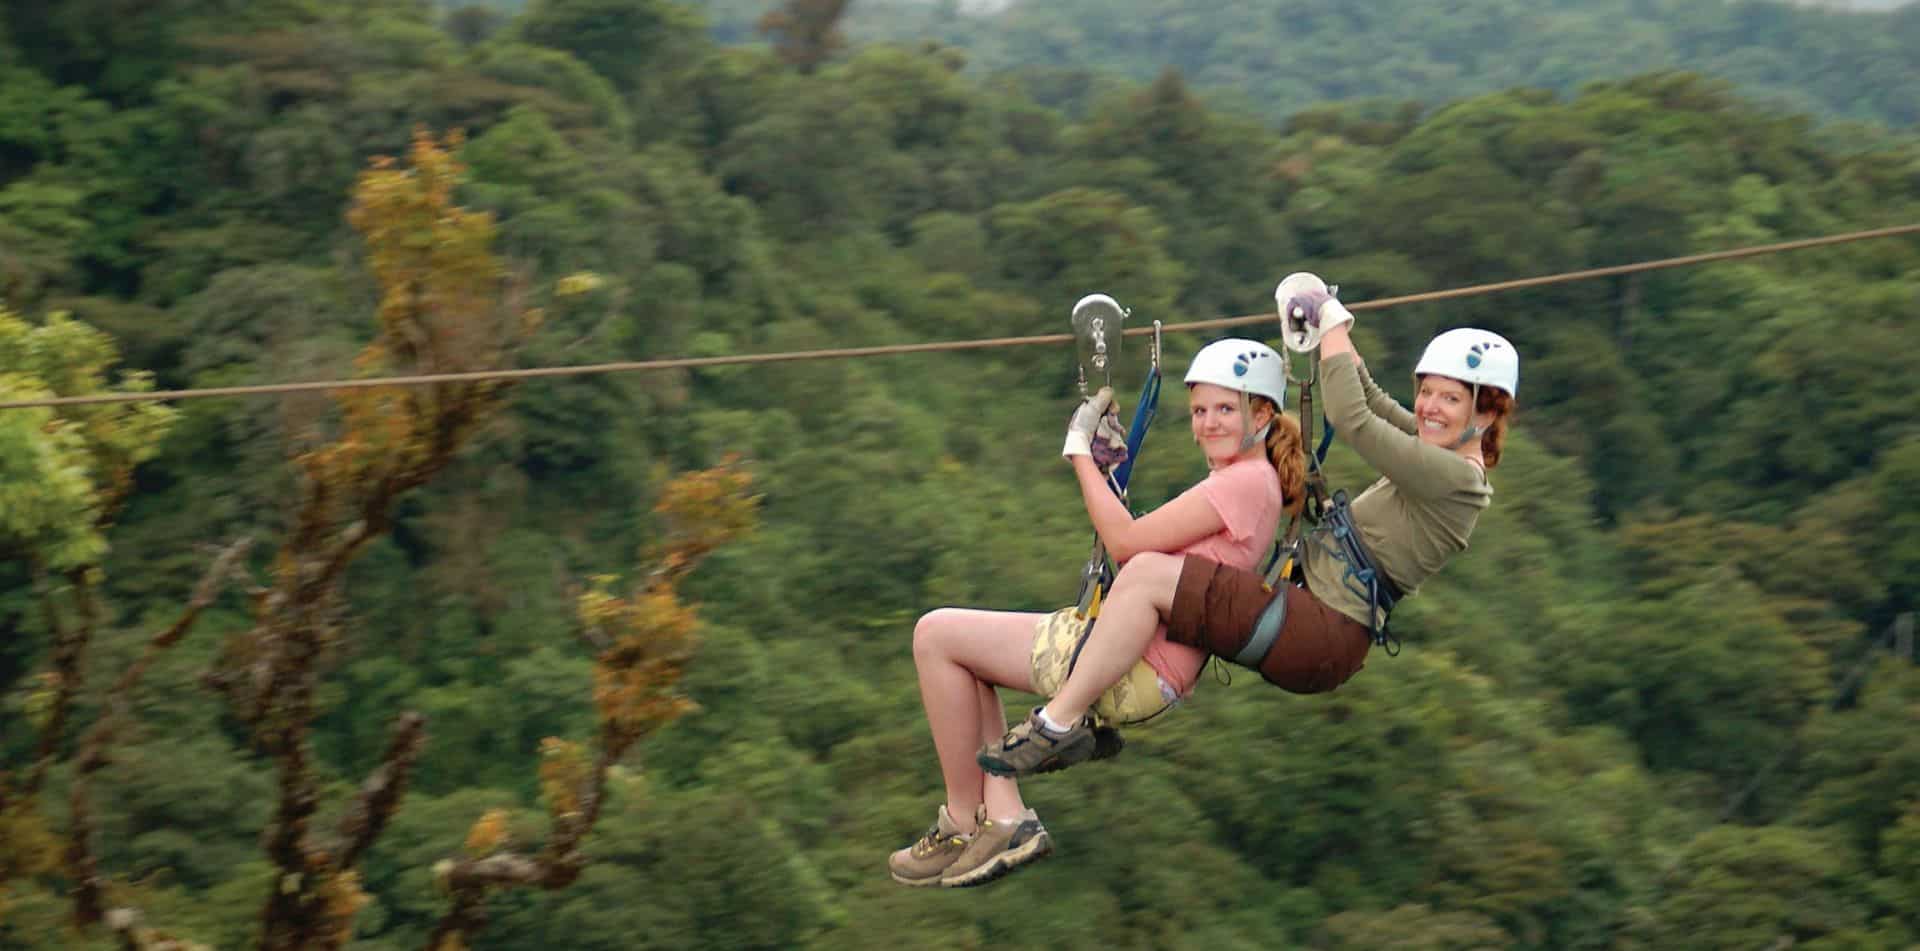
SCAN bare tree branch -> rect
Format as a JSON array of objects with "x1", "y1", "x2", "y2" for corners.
[
  {"x1": 426, "y1": 704, "x2": 614, "y2": 950},
  {"x1": 423, "y1": 463, "x2": 755, "y2": 950},
  {"x1": 427, "y1": 848, "x2": 579, "y2": 951},
  {"x1": 334, "y1": 711, "x2": 428, "y2": 871},
  {"x1": 105, "y1": 908, "x2": 210, "y2": 951},
  {"x1": 26, "y1": 563, "x2": 91, "y2": 797},
  {"x1": 66, "y1": 538, "x2": 253, "y2": 927},
  {"x1": 256, "y1": 622, "x2": 330, "y2": 951},
  {"x1": 444, "y1": 852, "x2": 554, "y2": 889}
]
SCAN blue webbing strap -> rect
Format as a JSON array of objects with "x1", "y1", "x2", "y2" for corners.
[
  {"x1": 1110, "y1": 370, "x2": 1161, "y2": 492},
  {"x1": 1071, "y1": 367, "x2": 1163, "y2": 622}
]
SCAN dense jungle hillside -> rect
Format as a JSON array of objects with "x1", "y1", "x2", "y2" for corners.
[
  {"x1": 690, "y1": 0, "x2": 1920, "y2": 128},
  {"x1": 3, "y1": 1, "x2": 1918, "y2": 949}
]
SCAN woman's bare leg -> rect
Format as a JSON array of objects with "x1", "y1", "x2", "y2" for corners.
[
  {"x1": 975, "y1": 680, "x2": 1027, "y2": 821},
  {"x1": 1040, "y1": 552, "x2": 1184, "y2": 724},
  {"x1": 911, "y1": 608, "x2": 1041, "y2": 826}
]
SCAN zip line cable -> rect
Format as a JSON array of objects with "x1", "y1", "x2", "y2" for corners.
[{"x1": 3, "y1": 222, "x2": 1916, "y2": 412}]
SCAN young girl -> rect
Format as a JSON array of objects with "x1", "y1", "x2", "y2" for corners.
[
  {"x1": 888, "y1": 337, "x2": 1307, "y2": 888},
  {"x1": 975, "y1": 278, "x2": 1519, "y2": 781}
]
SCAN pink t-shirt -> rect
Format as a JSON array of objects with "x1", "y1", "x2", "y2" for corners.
[{"x1": 1139, "y1": 457, "x2": 1284, "y2": 696}]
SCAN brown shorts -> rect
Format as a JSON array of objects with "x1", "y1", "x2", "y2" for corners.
[{"x1": 1167, "y1": 557, "x2": 1372, "y2": 694}]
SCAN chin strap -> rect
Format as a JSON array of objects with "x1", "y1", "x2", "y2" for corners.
[
  {"x1": 1238, "y1": 391, "x2": 1270, "y2": 452},
  {"x1": 1451, "y1": 382, "x2": 1482, "y2": 449}
]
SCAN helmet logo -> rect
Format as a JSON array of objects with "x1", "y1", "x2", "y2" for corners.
[
  {"x1": 1233, "y1": 349, "x2": 1269, "y2": 378},
  {"x1": 1466, "y1": 340, "x2": 1503, "y2": 370}
]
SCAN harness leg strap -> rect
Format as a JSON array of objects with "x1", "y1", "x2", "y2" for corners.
[{"x1": 1235, "y1": 590, "x2": 1287, "y2": 668}]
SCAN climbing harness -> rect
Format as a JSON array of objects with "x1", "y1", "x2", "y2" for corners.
[{"x1": 1317, "y1": 489, "x2": 1403, "y2": 656}]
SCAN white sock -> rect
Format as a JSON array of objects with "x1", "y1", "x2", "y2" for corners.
[{"x1": 1037, "y1": 708, "x2": 1076, "y2": 734}]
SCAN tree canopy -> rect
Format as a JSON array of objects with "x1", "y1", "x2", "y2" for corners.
[{"x1": 2, "y1": 1, "x2": 1917, "y2": 948}]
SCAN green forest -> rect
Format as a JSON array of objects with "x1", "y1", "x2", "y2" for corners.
[
  {"x1": 694, "y1": 0, "x2": 1920, "y2": 127},
  {"x1": 3, "y1": 0, "x2": 1918, "y2": 948}
]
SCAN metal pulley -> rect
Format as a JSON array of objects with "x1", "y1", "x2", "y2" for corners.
[{"x1": 1071, "y1": 293, "x2": 1128, "y2": 395}]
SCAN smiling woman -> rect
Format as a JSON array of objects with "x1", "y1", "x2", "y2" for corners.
[
  {"x1": 1406, "y1": 327, "x2": 1517, "y2": 463},
  {"x1": 972, "y1": 273, "x2": 1520, "y2": 779}
]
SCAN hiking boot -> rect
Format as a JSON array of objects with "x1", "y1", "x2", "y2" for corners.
[
  {"x1": 887, "y1": 804, "x2": 977, "y2": 886},
  {"x1": 1026, "y1": 723, "x2": 1124, "y2": 774},
  {"x1": 940, "y1": 808, "x2": 1052, "y2": 888},
  {"x1": 976, "y1": 707, "x2": 1098, "y2": 778}
]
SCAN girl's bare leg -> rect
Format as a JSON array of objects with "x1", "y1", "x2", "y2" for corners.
[
  {"x1": 911, "y1": 608, "x2": 1041, "y2": 826},
  {"x1": 1040, "y1": 551, "x2": 1184, "y2": 724},
  {"x1": 975, "y1": 680, "x2": 1026, "y2": 821}
]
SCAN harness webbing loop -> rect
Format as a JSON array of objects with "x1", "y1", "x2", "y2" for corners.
[
  {"x1": 1319, "y1": 488, "x2": 1403, "y2": 655},
  {"x1": 1262, "y1": 347, "x2": 1332, "y2": 590}
]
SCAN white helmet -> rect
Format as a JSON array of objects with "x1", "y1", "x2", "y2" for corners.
[
  {"x1": 1186, "y1": 338, "x2": 1287, "y2": 451},
  {"x1": 1414, "y1": 328, "x2": 1519, "y2": 398},
  {"x1": 1184, "y1": 338, "x2": 1287, "y2": 409}
]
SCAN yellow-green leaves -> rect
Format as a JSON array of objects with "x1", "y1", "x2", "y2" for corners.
[
  {"x1": 0, "y1": 306, "x2": 174, "y2": 570},
  {"x1": 582, "y1": 462, "x2": 758, "y2": 754}
]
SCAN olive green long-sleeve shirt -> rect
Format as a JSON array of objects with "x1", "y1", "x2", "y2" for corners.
[{"x1": 1302, "y1": 351, "x2": 1491, "y2": 629}]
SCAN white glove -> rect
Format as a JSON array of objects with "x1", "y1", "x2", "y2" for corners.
[
  {"x1": 1275, "y1": 272, "x2": 1353, "y2": 353},
  {"x1": 1062, "y1": 386, "x2": 1117, "y2": 459}
]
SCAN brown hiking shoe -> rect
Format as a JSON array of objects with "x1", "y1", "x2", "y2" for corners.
[
  {"x1": 941, "y1": 808, "x2": 1053, "y2": 888},
  {"x1": 1024, "y1": 723, "x2": 1123, "y2": 773},
  {"x1": 887, "y1": 804, "x2": 976, "y2": 886},
  {"x1": 976, "y1": 707, "x2": 1097, "y2": 778}
]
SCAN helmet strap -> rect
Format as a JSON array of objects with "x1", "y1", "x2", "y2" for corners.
[
  {"x1": 1239, "y1": 392, "x2": 1270, "y2": 452},
  {"x1": 1242, "y1": 421, "x2": 1272, "y2": 453},
  {"x1": 1451, "y1": 383, "x2": 1482, "y2": 449}
]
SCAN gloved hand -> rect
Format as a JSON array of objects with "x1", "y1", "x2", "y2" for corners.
[
  {"x1": 1090, "y1": 412, "x2": 1130, "y2": 470},
  {"x1": 1063, "y1": 386, "x2": 1119, "y2": 459},
  {"x1": 1275, "y1": 272, "x2": 1354, "y2": 353}
]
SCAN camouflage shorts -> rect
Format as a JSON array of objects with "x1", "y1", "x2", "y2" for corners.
[{"x1": 1029, "y1": 606, "x2": 1174, "y2": 726}]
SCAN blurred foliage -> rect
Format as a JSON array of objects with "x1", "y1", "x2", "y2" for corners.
[
  {"x1": 1, "y1": 0, "x2": 1918, "y2": 948},
  {"x1": 748, "y1": 0, "x2": 1920, "y2": 129}
]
